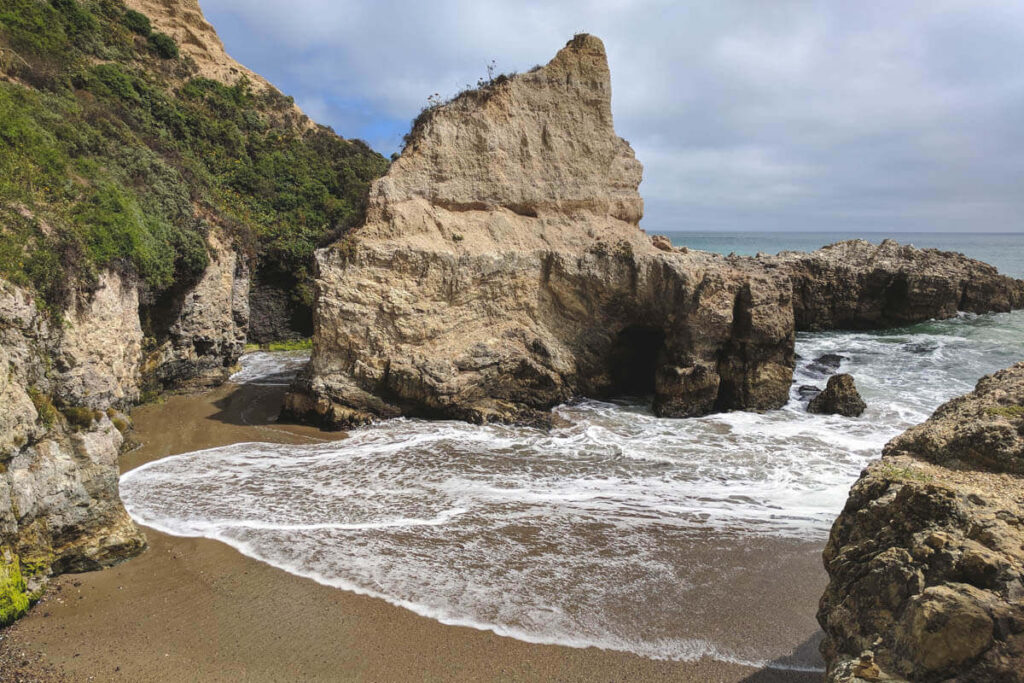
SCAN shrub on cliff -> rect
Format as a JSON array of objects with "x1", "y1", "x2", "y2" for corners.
[{"x1": 0, "y1": 0, "x2": 388, "y2": 316}]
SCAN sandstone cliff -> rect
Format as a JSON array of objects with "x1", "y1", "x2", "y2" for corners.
[
  {"x1": 284, "y1": 35, "x2": 796, "y2": 427},
  {"x1": 1, "y1": 278, "x2": 146, "y2": 624},
  {"x1": 818, "y1": 363, "x2": 1024, "y2": 682},
  {"x1": 285, "y1": 35, "x2": 1024, "y2": 429}
]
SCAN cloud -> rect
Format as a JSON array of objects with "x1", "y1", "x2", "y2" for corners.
[{"x1": 201, "y1": 0, "x2": 1024, "y2": 232}]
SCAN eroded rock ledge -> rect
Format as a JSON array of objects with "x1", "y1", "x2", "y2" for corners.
[
  {"x1": 818, "y1": 363, "x2": 1024, "y2": 682},
  {"x1": 284, "y1": 34, "x2": 1024, "y2": 429}
]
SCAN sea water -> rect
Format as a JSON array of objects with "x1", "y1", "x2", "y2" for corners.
[{"x1": 120, "y1": 233, "x2": 1024, "y2": 669}]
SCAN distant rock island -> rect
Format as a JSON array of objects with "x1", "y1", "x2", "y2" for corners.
[{"x1": 284, "y1": 35, "x2": 1024, "y2": 429}]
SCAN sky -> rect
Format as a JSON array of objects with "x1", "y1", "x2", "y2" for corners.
[{"x1": 200, "y1": 0, "x2": 1024, "y2": 233}]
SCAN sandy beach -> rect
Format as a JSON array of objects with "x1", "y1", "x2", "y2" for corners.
[{"x1": 1, "y1": 380, "x2": 824, "y2": 682}]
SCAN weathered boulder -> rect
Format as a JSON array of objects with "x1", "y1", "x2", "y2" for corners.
[
  {"x1": 764, "y1": 239, "x2": 1024, "y2": 331},
  {"x1": 284, "y1": 34, "x2": 796, "y2": 428},
  {"x1": 808, "y1": 373, "x2": 867, "y2": 417},
  {"x1": 818, "y1": 363, "x2": 1024, "y2": 682}
]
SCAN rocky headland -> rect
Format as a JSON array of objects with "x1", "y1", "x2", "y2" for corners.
[
  {"x1": 283, "y1": 35, "x2": 1024, "y2": 429},
  {"x1": 819, "y1": 363, "x2": 1024, "y2": 681}
]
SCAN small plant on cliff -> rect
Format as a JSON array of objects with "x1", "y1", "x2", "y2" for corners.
[
  {"x1": 60, "y1": 405, "x2": 101, "y2": 431},
  {"x1": 147, "y1": 31, "x2": 178, "y2": 59},
  {"x1": 27, "y1": 387, "x2": 57, "y2": 429},
  {"x1": 122, "y1": 8, "x2": 151, "y2": 36},
  {"x1": 987, "y1": 404, "x2": 1024, "y2": 419}
]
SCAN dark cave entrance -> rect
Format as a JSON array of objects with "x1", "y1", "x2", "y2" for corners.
[{"x1": 608, "y1": 325, "x2": 666, "y2": 397}]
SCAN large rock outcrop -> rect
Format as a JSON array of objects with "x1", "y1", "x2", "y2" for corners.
[
  {"x1": 818, "y1": 363, "x2": 1024, "y2": 682},
  {"x1": 1, "y1": 279, "x2": 146, "y2": 623},
  {"x1": 285, "y1": 34, "x2": 1024, "y2": 429},
  {"x1": 283, "y1": 35, "x2": 796, "y2": 427},
  {"x1": 765, "y1": 239, "x2": 1024, "y2": 331},
  {"x1": 149, "y1": 231, "x2": 250, "y2": 389}
]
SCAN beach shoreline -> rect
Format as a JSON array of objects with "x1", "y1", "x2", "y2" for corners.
[{"x1": 1, "y1": 380, "x2": 823, "y2": 682}]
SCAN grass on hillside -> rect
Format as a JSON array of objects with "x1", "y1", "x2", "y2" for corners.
[{"x1": 0, "y1": 0, "x2": 388, "y2": 320}]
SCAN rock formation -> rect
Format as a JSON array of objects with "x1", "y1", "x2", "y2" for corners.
[
  {"x1": 149, "y1": 231, "x2": 250, "y2": 389},
  {"x1": 285, "y1": 35, "x2": 1024, "y2": 429},
  {"x1": 283, "y1": 35, "x2": 796, "y2": 428},
  {"x1": 1, "y1": 279, "x2": 146, "y2": 623},
  {"x1": 808, "y1": 374, "x2": 867, "y2": 417},
  {"x1": 818, "y1": 363, "x2": 1024, "y2": 681},
  {"x1": 765, "y1": 239, "x2": 1024, "y2": 331}
]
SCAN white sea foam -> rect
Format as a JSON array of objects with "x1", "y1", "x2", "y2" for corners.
[
  {"x1": 122, "y1": 310, "x2": 1024, "y2": 669},
  {"x1": 228, "y1": 350, "x2": 310, "y2": 385}
]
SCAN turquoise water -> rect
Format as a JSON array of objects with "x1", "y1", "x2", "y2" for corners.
[{"x1": 662, "y1": 231, "x2": 1024, "y2": 279}]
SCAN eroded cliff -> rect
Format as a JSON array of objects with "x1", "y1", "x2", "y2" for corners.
[
  {"x1": 284, "y1": 35, "x2": 796, "y2": 427},
  {"x1": 1, "y1": 278, "x2": 146, "y2": 624},
  {"x1": 819, "y1": 363, "x2": 1024, "y2": 681},
  {"x1": 285, "y1": 35, "x2": 1024, "y2": 429}
]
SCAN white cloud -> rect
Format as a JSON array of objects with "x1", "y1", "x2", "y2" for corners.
[{"x1": 201, "y1": 0, "x2": 1024, "y2": 232}]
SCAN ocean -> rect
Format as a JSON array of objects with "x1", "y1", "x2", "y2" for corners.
[{"x1": 120, "y1": 232, "x2": 1024, "y2": 671}]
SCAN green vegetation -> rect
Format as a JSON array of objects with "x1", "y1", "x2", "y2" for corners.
[
  {"x1": 878, "y1": 463, "x2": 935, "y2": 484},
  {"x1": 0, "y1": 0, "x2": 387, "y2": 319},
  {"x1": 27, "y1": 386, "x2": 57, "y2": 428},
  {"x1": 987, "y1": 404, "x2": 1024, "y2": 419},
  {"x1": 244, "y1": 337, "x2": 312, "y2": 352},
  {"x1": 0, "y1": 550, "x2": 30, "y2": 626},
  {"x1": 60, "y1": 405, "x2": 101, "y2": 430}
]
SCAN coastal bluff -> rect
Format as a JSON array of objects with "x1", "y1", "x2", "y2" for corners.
[
  {"x1": 284, "y1": 34, "x2": 1024, "y2": 429},
  {"x1": 819, "y1": 363, "x2": 1024, "y2": 681}
]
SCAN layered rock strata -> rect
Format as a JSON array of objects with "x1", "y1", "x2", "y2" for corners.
[
  {"x1": 285, "y1": 34, "x2": 1024, "y2": 429},
  {"x1": 284, "y1": 35, "x2": 796, "y2": 427},
  {"x1": 819, "y1": 363, "x2": 1024, "y2": 681}
]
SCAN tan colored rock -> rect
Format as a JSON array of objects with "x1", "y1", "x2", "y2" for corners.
[
  {"x1": 56, "y1": 272, "x2": 143, "y2": 409},
  {"x1": 0, "y1": 279, "x2": 145, "y2": 582},
  {"x1": 285, "y1": 35, "x2": 796, "y2": 427},
  {"x1": 819, "y1": 363, "x2": 1024, "y2": 682},
  {"x1": 651, "y1": 234, "x2": 674, "y2": 252},
  {"x1": 154, "y1": 231, "x2": 250, "y2": 389}
]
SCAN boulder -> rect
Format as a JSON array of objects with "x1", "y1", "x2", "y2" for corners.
[
  {"x1": 808, "y1": 373, "x2": 867, "y2": 417},
  {"x1": 818, "y1": 362, "x2": 1024, "y2": 682}
]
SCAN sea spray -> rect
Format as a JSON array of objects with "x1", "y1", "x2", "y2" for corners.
[{"x1": 121, "y1": 310, "x2": 1024, "y2": 669}]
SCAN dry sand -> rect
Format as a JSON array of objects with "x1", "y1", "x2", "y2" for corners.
[{"x1": 1, "y1": 380, "x2": 824, "y2": 682}]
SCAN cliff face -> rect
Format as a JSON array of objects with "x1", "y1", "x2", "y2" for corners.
[
  {"x1": 1, "y1": 279, "x2": 146, "y2": 624},
  {"x1": 284, "y1": 35, "x2": 796, "y2": 427},
  {"x1": 819, "y1": 363, "x2": 1024, "y2": 682},
  {"x1": 285, "y1": 35, "x2": 1024, "y2": 429},
  {"x1": 765, "y1": 239, "x2": 1024, "y2": 331},
  {"x1": 150, "y1": 231, "x2": 250, "y2": 389}
]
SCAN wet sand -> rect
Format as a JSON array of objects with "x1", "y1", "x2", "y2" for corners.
[{"x1": 2, "y1": 381, "x2": 825, "y2": 682}]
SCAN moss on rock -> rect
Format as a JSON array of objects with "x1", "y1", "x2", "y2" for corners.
[{"x1": 0, "y1": 549, "x2": 31, "y2": 627}]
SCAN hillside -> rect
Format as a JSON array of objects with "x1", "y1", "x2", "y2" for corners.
[{"x1": 0, "y1": 0, "x2": 387, "y2": 337}]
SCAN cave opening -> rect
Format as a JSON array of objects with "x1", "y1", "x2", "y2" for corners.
[{"x1": 607, "y1": 325, "x2": 666, "y2": 397}]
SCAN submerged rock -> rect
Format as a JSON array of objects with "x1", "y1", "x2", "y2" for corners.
[
  {"x1": 808, "y1": 374, "x2": 867, "y2": 417},
  {"x1": 284, "y1": 34, "x2": 796, "y2": 427},
  {"x1": 805, "y1": 353, "x2": 847, "y2": 379},
  {"x1": 818, "y1": 362, "x2": 1024, "y2": 682}
]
